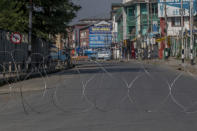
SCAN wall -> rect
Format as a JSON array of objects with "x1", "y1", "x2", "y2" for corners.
[
  {"x1": 80, "y1": 28, "x2": 89, "y2": 48},
  {"x1": 112, "y1": 15, "x2": 118, "y2": 43},
  {"x1": 167, "y1": 17, "x2": 190, "y2": 36},
  {"x1": 123, "y1": 0, "x2": 132, "y2": 4},
  {"x1": 0, "y1": 30, "x2": 50, "y2": 65},
  {"x1": 0, "y1": 30, "x2": 28, "y2": 64},
  {"x1": 55, "y1": 34, "x2": 65, "y2": 50}
]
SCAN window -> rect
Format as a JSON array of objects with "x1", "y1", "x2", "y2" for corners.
[
  {"x1": 72, "y1": 34, "x2": 75, "y2": 40},
  {"x1": 128, "y1": 26, "x2": 135, "y2": 35},
  {"x1": 81, "y1": 32, "x2": 86, "y2": 38},
  {"x1": 141, "y1": 4, "x2": 147, "y2": 15},
  {"x1": 127, "y1": 7, "x2": 135, "y2": 16},
  {"x1": 82, "y1": 32, "x2": 85, "y2": 37},
  {"x1": 83, "y1": 41, "x2": 86, "y2": 46},
  {"x1": 152, "y1": 3, "x2": 158, "y2": 16},
  {"x1": 171, "y1": 17, "x2": 181, "y2": 27}
]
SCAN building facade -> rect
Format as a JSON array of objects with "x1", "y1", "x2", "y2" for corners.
[
  {"x1": 111, "y1": 3, "x2": 123, "y2": 59},
  {"x1": 115, "y1": 0, "x2": 160, "y2": 59},
  {"x1": 158, "y1": 0, "x2": 197, "y2": 59},
  {"x1": 79, "y1": 27, "x2": 89, "y2": 49},
  {"x1": 67, "y1": 19, "x2": 113, "y2": 56},
  {"x1": 113, "y1": 0, "x2": 197, "y2": 60}
]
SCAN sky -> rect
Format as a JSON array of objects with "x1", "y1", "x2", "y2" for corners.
[{"x1": 71, "y1": 0, "x2": 122, "y2": 24}]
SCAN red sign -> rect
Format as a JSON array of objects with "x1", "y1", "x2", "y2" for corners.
[{"x1": 10, "y1": 32, "x2": 22, "y2": 44}]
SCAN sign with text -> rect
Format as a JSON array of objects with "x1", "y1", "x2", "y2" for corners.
[
  {"x1": 89, "y1": 26, "x2": 112, "y2": 34},
  {"x1": 89, "y1": 26, "x2": 112, "y2": 48},
  {"x1": 158, "y1": 0, "x2": 197, "y2": 17}
]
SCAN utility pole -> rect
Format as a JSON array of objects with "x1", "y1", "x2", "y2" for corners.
[
  {"x1": 181, "y1": 0, "x2": 185, "y2": 63},
  {"x1": 190, "y1": 0, "x2": 194, "y2": 65},
  {"x1": 28, "y1": 0, "x2": 33, "y2": 71},
  {"x1": 147, "y1": 0, "x2": 151, "y2": 59},
  {"x1": 150, "y1": 0, "x2": 153, "y2": 33},
  {"x1": 150, "y1": 0, "x2": 153, "y2": 53},
  {"x1": 164, "y1": 0, "x2": 168, "y2": 59}
]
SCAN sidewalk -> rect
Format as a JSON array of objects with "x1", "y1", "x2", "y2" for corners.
[
  {"x1": 0, "y1": 65, "x2": 71, "y2": 87},
  {"x1": 143, "y1": 57, "x2": 197, "y2": 75}
]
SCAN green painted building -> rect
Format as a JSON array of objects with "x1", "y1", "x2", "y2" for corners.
[
  {"x1": 125, "y1": 1, "x2": 159, "y2": 40},
  {"x1": 115, "y1": 0, "x2": 159, "y2": 43}
]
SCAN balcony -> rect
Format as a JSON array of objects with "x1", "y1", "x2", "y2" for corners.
[
  {"x1": 141, "y1": 14, "x2": 159, "y2": 26},
  {"x1": 127, "y1": 16, "x2": 136, "y2": 27},
  {"x1": 140, "y1": 14, "x2": 148, "y2": 26},
  {"x1": 152, "y1": 14, "x2": 159, "y2": 21}
]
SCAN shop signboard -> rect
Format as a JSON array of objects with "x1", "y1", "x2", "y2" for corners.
[{"x1": 89, "y1": 26, "x2": 112, "y2": 48}]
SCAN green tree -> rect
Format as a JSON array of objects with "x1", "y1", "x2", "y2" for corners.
[
  {"x1": 0, "y1": 0, "x2": 28, "y2": 33},
  {"x1": 0, "y1": 0, "x2": 80, "y2": 39}
]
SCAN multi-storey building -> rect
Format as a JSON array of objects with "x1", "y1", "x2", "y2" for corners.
[
  {"x1": 67, "y1": 19, "x2": 112, "y2": 56},
  {"x1": 111, "y1": 3, "x2": 123, "y2": 59},
  {"x1": 114, "y1": 0, "x2": 197, "y2": 60},
  {"x1": 158, "y1": 0, "x2": 197, "y2": 59},
  {"x1": 79, "y1": 27, "x2": 89, "y2": 49},
  {"x1": 115, "y1": 0, "x2": 159, "y2": 59}
]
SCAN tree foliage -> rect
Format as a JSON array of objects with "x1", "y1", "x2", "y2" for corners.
[{"x1": 0, "y1": 0, "x2": 80, "y2": 39}]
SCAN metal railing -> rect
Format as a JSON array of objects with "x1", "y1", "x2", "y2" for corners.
[{"x1": 0, "y1": 60, "x2": 70, "y2": 82}]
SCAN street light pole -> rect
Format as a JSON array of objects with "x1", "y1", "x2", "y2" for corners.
[
  {"x1": 28, "y1": 0, "x2": 33, "y2": 70},
  {"x1": 181, "y1": 0, "x2": 185, "y2": 63},
  {"x1": 164, "y1": 0, "x2": 168, "y2": 59},
  {"x1": 147, "y1": 0, "x2": 151, "y2": 59},
  {"x1": 190, "y1": 0, "x2": 194, "y2": 65},
  {"x1": 150, "y1": 0, "x2": 153, "y2": 53}
]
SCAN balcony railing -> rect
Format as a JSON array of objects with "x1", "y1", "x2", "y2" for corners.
[
  {"x1": 141, "y1": 14, "x2": 159, "y2": 26},
  {"x1": 127, "y1": 16, "x2": 136, "y2": 26}
]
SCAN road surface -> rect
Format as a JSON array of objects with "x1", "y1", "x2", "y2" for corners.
[{"x1": 0, "y1": 60, "x2": 197, "y2": 131}]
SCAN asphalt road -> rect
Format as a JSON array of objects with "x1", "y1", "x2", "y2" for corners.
[{"x1": 0, "y1": 60, "x2": 197, "y2": 131}]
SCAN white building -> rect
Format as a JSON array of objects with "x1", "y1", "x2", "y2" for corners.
[
  {"x1": 167, "y1": 17, "x2": 190, "y2": 36},
  {"x1": 158, "y1": 0, "x2": 197, "y2": 36},
  {"x1": 111, "y1": 3, "x2": 122, "y2": 43},
  {"x1": 111, "y1": 3, "x2": 122, "y2": 59}
]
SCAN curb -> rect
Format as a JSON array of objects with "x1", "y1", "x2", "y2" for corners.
[
  {"x1": 139, "y1": 59, "x2": 197, "y2": 75},
  {"x1": 0, "y1": 65, "x2": 75, "y2": 88}
]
